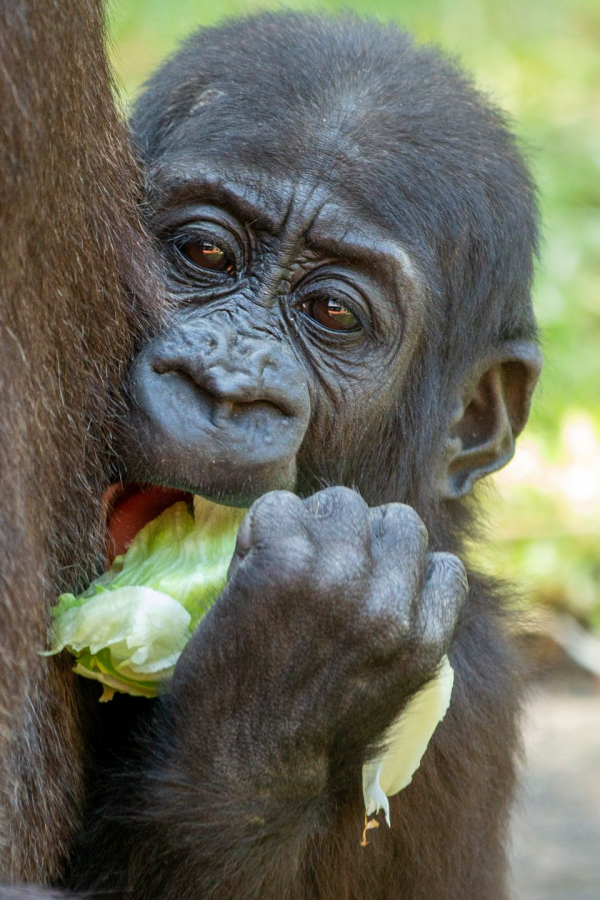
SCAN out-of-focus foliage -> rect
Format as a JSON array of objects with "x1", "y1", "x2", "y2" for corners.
[{"x1": 109, "y1": 0, "x2": 600, "y2": 627}]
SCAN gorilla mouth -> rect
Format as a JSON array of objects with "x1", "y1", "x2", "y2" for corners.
[{"x1": 103, "y1": 483, "x2": 192, "y2": 566}]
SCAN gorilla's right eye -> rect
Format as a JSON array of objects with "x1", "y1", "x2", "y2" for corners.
[{"x1": 180, "y1": 239, "x2": 235, "y2": 276}]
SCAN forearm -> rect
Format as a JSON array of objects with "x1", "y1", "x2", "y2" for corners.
[
  {"x1": 73, "y1": 494, "x2": 470, "y2": 899},
  {"x1": 77, "y1": 699, "x2": 328, "y2": 900},
  {"x1": 315, "y1": 605, "x2": 523, "y2": 899},
  {"x1": 133, "y1": 772, "x2": 322, "y2": 899}
]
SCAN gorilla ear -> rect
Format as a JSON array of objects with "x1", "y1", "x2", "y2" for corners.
[{"x1": 441, "y1": 341, "x2": 543, "y2": 499}]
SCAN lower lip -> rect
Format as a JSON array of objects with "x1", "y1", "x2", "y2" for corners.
[{"x1": 103, "y1": 483, "x2": 192, "y2": 565}]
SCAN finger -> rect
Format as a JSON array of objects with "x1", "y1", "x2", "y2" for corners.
[
  {"x1": 235, "y1": 490, "x2": 305, "y2": 554},
  {"x1": 227, "y1": 490, "x2": 307, "y2": 582},
  {"x1": 416, "y1": 552, "x2": 468, "y2": 651},
  {"x1": 370, "y1": 503, "x2": 429, "y2": 593},
  {"x1": 303, "y1": 486, "x2": 371, "y2": 548}
]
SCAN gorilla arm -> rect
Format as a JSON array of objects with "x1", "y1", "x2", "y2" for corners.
[{"x1": 71, "y1": 489, "x2": 473, "y2": 900}]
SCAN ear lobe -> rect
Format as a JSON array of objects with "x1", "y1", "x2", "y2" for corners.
[{"x1": 441, "y1": 341, "x2": 543, "y2": 499}]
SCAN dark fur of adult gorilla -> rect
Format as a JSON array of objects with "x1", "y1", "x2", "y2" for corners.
[
  {"x1": 0, "y1": 8, "x2": 543, "y2": 900},
  {"x1": 0, "y1": 0, "x2": 161, "y2": 891}
]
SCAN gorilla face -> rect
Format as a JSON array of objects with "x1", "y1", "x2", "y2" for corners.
[{"x1": 120, "y1": 154, "x2": 426, "y2": 507}]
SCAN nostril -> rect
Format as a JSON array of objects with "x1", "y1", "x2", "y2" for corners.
[
  {"x1": 152, "y1": 360, "x2": 215, "y2": 403},
  {"x1": 152, "y1": 358, "x2": 175, "y2": 375},
  {"x1": 150, "y1": 356, "x2": 256, "y2": 411},
  {"x1": 142, "y1": 331, "x2": 310, "y2": 423},
  {"x1": 151, "y1": 362, "x2": 295, "y2": 427},
  {"x1": 151, "y1": 354, "x2": 201, "y2": 381}
]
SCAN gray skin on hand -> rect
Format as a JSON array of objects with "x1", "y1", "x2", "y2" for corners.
[{"x1": 171, "y1": 486, "x2": 468, "y2": 797}]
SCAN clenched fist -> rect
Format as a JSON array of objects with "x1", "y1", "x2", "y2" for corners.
[{"x1": 170, "y1": 488, "x2": 467, "y2": 795}]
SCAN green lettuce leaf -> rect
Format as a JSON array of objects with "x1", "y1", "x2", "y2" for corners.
[
  {"x1": 46, "y1": 492, "x2": 454, "y2": 827},
  {"x1": 46, "y1": 496, "x2": 246, "y2": 700}
]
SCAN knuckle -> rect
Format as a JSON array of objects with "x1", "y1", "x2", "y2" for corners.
[
  {"x1": 429, "y1": 552, "x2": 469, "y2": 597},
  {"x1": 381, "y1": 503, "x2": 428, "y2": 544},
  {"x1": 303, "y1": 489, "x2": 370, "y2": 551},
  {"x1": 241, "y1": 534, "x2": 315, "y2": 595},
  {"x1": 253, "y1": 489, "x2": 302, "y2": 517},
  {"x1": 316, "y1": 552, "x2": 369, "y2": 598},
  {"x1": 365, "y1": 573, "x2": 412, "y2": 629},
  {"x1": 311, "y1": 486, "x2": 367, "y2": 517},
  {"x1": 249, "y1": 490, "x2": 303, "y2": 530},
  {"x1": 401, "y1": 505, "x2": 429, "y2": 541},
  {"x1": 252, "y1": 529, "x2": 315, "y2": 586},
  {"x1": 310, "y1": 561, "x2": 348, "y2": 601},
  {"x1": 359, "y1": 604, "x2": 408, "y2": 660},
  {"x1": 416, "y1": 554, "x2": 468, "y2": 653},
  {"x1": 280, "y1": 533, "x2": 315, "y2": 568},
  {"x1": 279, "y1": 555, "x2": 314, "y2": 592},
  {"x1": 235, "y1": 492, "x2": 308, "y2": 569}
]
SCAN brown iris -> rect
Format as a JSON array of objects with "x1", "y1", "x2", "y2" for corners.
[
  {"x1": 307, "y1": 297, "x2": 360, "y2": 332},
  {"x1": 182, "y1": 239, "x2": 234, "y2": 274}
]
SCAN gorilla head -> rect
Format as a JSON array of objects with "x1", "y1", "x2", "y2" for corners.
[{"x1": 114, "y1": 12, "x2": 541, "y2": 539}]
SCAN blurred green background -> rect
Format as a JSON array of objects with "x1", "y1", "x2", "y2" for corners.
[{"x1": 108, "y1": 0, "x2": 600, "y2": 631}]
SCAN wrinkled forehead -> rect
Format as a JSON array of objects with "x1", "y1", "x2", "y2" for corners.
[
  {"x1": 148, "y1": 152, "x2": 424, "y2": 296},
  {"x1": 157, "y1": 85, "x2": 435, "y2": 261}
]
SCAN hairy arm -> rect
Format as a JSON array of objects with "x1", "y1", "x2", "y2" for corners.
[{"x1": 315, "y1": 591, "x2": 522, "y2": 900}]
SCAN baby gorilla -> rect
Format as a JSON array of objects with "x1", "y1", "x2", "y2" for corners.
[{"x1": 71, "y1": 12, "x2": 542, "y2": 900}]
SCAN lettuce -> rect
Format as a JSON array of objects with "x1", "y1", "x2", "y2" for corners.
[
  {"x1": 362, "y1": 656, "x2": 454, "y2": 831},
  {"x1": 46, "y1": 496, "x2": 246, "y2": 701}
]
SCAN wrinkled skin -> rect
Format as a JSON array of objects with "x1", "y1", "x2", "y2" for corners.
[{"x1": 121, "y1": 170, "x2": 426, "y2": 506}]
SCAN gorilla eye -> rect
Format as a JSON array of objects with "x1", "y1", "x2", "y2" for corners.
[
  {"x1": 181, "y1": 239, "x2": 235, "y2": 275},
  {"x1": 302, "y1": 296, "x2": 361, "y2": 332}
]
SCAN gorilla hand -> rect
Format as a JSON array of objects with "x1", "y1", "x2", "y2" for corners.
[{"x1": 169, "y1": 487, "x2": 468, "y2": 799}]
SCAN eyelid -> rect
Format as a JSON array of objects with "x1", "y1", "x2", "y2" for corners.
[
  {"x1": 157, "y1": 201, "x2": 244, "y2": 236},
  {"x1": 172, "y1": 221, "x2": 240, "y2": 251},
  {"x1": 161, "y1": 204, "x2": 248, "y2": 255}
]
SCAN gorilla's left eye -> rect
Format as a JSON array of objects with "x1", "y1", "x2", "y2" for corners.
[
  {"x1": 180, "y1": 239, "x2": 235, "y2": 275},
  {"x1": 300, "y1": 296, "x2": 361, "y2": 332}
]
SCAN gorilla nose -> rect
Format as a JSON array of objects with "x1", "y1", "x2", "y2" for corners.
[
  {"x1": 151, "y1": 331, "x2": 300, "y2": 418},
  {"x1": 124, "y1": 320, "x2": 312, "y2": 504}
]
